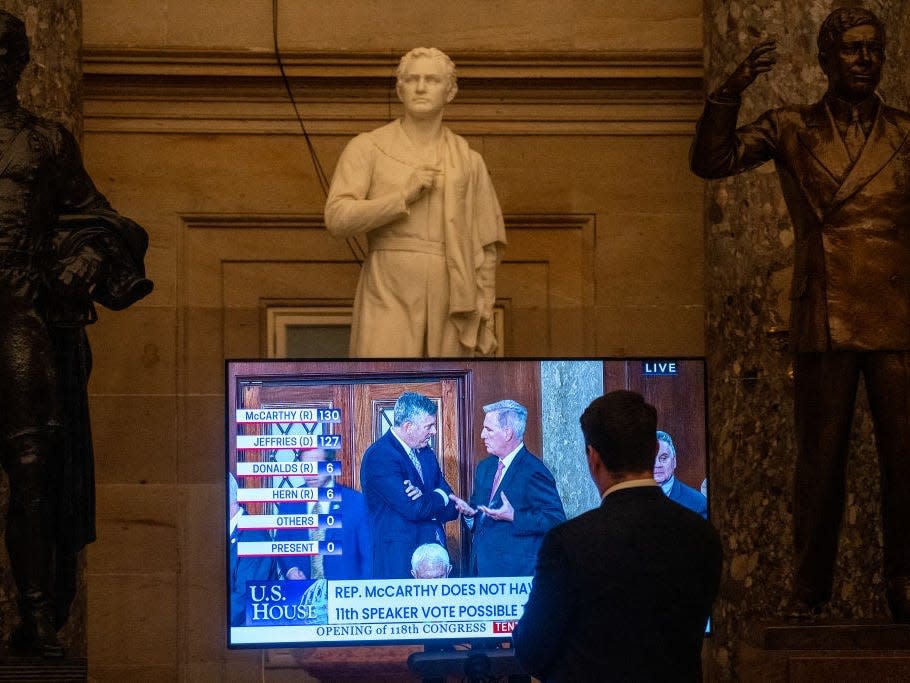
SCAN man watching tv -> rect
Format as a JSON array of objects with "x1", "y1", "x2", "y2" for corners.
[
  {"x1": 653, "y1": 430, "x2": 708, "y2": 519},
  {"x1": 513, "y1": 390, "x2": 722, "y2": 682}
]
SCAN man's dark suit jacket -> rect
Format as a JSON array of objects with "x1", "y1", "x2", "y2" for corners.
[
  {"x1": 513, "y1": 485, "x2": 722, "y2": 682},
  {"x1": 359, "y1": 429, "x2": 457, "y2": 578},
  {"x1": 467, "y1": 447, "x2": 565, "y2": 576},
  {"x1": 274, "y1": 485, "x2": 372, "y2": 580},
  {"x1": 667, "y1": 477, "x2": 708, "y2": 519},
  {"x1": 229, "y1": 525, "x2": 275, "y2": 626},
  {"x1": 691, "y1": 94, "x2": 910, "y2": 352}
]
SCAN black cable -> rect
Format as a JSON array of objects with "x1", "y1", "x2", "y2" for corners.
[{"x1": 271, "y1": 0, "x2": 365, "y2": 263}]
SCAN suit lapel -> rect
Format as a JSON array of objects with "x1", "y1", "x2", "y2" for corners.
[
  {"x1": 386, "y1": 430, "x2": 422, "y2": 484},
  {"x1": 797, "y1": 101, "x2": 852, "y2": 186},
  {"x1": 832, "y1": 105, "x2": 909, "y2": 207}
]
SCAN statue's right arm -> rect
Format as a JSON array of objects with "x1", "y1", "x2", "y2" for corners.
[
  {"x1": 690, "y1": 39, "x2": 778, "y2": 179},
  {"x1": 324, "y1": 136, "x2": 410, "y2": 238}
]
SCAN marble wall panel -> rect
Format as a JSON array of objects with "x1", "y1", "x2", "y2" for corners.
[
  {"x1": 91, "y1": 396, "x2": 177, "y2": 485},
  {"x1": 84, "y1": 0, "x2": 701, "y2": 52},
  {"x1": 88, "y1": 484, "x2": 178, "y2": 573},
  {"x1": 179, "y1": 394, "x2": 227, "y2": 486},
  {"x1": 86, "y1": 571, "x2": 178, "y2": 669},
  {"x1": 87, "y1": 306, "x2": 177, "y2": 395}
]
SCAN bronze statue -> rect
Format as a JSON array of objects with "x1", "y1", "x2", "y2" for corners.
[
  {"x1": 691, "y1": 7, "x2": 910, "y2": 623},
  {"x1": 325, "y1": 47, "x2": 505, "y2": 357},
  {"x1": 0, "y1": 10, "x2": 152, "y2": 656}
]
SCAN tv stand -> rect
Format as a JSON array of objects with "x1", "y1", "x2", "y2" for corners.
[{"x1": 407, "y1": 644, "x2": 530, "y2": 683}]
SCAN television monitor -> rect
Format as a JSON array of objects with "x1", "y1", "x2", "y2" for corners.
[{"x1": 226, "y1": 357, "x2": 708, "y2": 649}]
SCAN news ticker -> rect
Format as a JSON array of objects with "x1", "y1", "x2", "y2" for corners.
[
  {"x1": 235, "y1": 406, "x2": 342, "y2": 450},
  {"x1": 235, "y1": 488, "x2": 345, "y2": 557},
  {"x1": 236, "y1": 408, "x2": 342, "y2": 424},
  {"x1": 236, "y1": 434, "x2": 341, "y2": 450},
  {"x1": 230, "y1": 576, "x2": 532, "y2": 644},
  {"x1": 237, "y1": 540, "x2": 343, "y2": 557},
  {"x1": 235, "y1": 460, "x2": 342, "y2": 477},
  {"x1": 236, "y1": 486, "x2": 342, "y2": 503}
]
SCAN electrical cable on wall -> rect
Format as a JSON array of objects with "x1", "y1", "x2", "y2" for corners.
[{"x1": 271, "y1": 0, "x2": 366, "y2": 263}]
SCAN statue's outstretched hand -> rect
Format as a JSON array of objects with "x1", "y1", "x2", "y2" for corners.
[{"x1": 716, "y1": 39, "x2": 777, "y2": 98}]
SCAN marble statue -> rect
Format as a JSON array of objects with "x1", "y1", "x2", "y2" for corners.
[
  {"x1": 0, "y1": 10, "x2": 152, "y2": 656},
  {"x1": 325, "y1": 47, "x2": 506, "y2": 357},
  {"x1": 691, "y1": 7, "x2": 910, "y2": 623}
]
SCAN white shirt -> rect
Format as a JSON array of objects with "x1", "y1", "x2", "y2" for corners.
[
  {"x1": 492, "y1": 442, "x2": 524, "y2": 492},
  {"x1": 602, "y1": 477, "x2": 659, "y2": 501}
]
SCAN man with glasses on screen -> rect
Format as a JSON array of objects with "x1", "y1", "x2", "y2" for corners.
[
  {"x1": 513, "y1": 391, "x2": 721, "y2": 682},
  {"x1": 360, "y1": 392, "x2": 457, "y2": 578},
  {"x1": 653, "y1": 430, "x2": 707, "y2": 519}
]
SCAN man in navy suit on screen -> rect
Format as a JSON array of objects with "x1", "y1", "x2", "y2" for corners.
[
  {"x1": 653, "y1": 430, "x2": 708, "y2": 519},
  {"x1": 359, "y1": 392, "x2": 457, "y2": 578},
  {"x1": 450, "y1": 399, "x2": 565, "y2": 577},
  {"x1": 273, "y1": 448, "x2": 372, "y2": 580}
]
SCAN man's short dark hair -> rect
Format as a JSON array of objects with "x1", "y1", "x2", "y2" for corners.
[
  {"x1": 817, "y1": 7, "x2": 884, "y2": 56},
  {"x1": 394, "y1": 392, "x2": 437, "y2": 426},
  {"x1": 579, "y1": 390, "x2": 657, "y2": 474}
]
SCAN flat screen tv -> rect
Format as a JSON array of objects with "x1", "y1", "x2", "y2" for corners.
[{"x1": 226, "y1": 357, "x2": 708, "y2": 649}]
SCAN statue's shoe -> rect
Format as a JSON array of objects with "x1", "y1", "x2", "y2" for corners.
[{"x1": 9, "y1": 612, "x2": 65, "y2": 659}]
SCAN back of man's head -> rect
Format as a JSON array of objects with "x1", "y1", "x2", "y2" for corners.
[{"x1": 579, "y1": 390, "x2": 657, "y2": 474}]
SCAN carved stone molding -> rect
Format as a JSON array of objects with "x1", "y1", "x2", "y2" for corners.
[{"x1": 83, "y1": 48, "x2": 703, "y2": 136}]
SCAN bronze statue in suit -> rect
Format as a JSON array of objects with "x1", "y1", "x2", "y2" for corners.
[{"x1": 691, "y1": 7, "x2": 910, "y2": 622}]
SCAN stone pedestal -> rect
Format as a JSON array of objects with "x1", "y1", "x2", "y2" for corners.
[
  {"x1": 738, "y1": 624, "x2": 910, "y2": 682},
  {"x1": 700, "y1": 0, "x2": 910, "y2": 678},
  {"x1": 0, "y1": 655, "x2": 87, "y2": 682},
  {"x1": 0, "y1": 0, "x2": 84, "y2": 658}
]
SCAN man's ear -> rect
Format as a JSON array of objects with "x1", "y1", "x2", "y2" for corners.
[
  {"x1": 586, "y1": 444, "x2": 601, "y2": 475},
  {"x1": 446, "y1": 83, "x2": 458, "y2": 103}
]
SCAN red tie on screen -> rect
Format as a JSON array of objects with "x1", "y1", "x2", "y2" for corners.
[{"x1": 489, "y1": 459, "x2": 505, "y2": 502}]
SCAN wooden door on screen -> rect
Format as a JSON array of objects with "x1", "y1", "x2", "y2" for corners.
[
  {"x1": 235, "y1": 372, "x2": 466, "y2": 569},
  {"x1": 602, "y1": 360, "x2": 706, "y2": 493}
]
